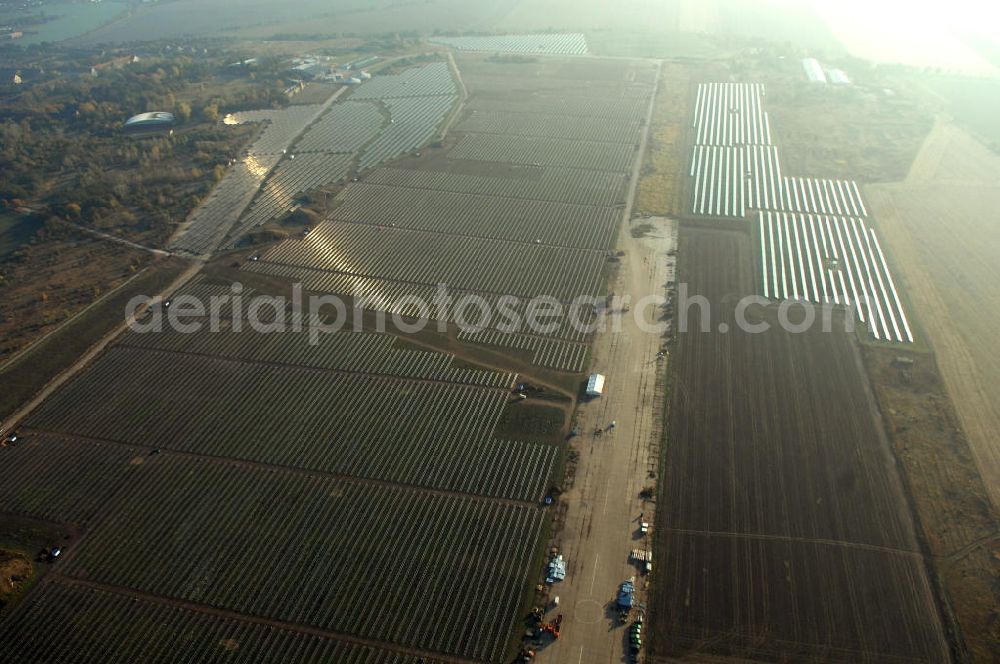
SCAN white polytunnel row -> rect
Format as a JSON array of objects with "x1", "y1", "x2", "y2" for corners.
[
  {"x1": 756, "y1": 211, "x2": 913, "y2": 343},
  {"x1": 781, "y1": 176, "x2": 868, "y2": 217},
  {"x1": 692, "y1": 82, "x2": 772, "y2": 147},
  {"x1": 690, "y1": 145, "x2": 783, "y2": 217}
]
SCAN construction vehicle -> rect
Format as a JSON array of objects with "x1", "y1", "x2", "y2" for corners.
[
  {"x1": 617, "y1": 578, "x2": 635, "y2": 621},
  {"x1": 539, "y1": 614, "x2": 563, "y2": 639}
]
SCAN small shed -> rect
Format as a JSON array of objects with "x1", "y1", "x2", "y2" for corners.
[{"x1": 585, "y1": 373, "x2": 605, "y2": 398}]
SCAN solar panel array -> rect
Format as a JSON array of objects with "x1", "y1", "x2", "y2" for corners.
[
  {"x1": 169, "y1": 102, "x2": 332, "y2": 255},
  {"x1": 293, "y1": 101, "x2": 385, "y2": 153},
  {"x1": 349, "y1": 62, "x2": 457, "y2": 100},
  {"x1": 780, "y1": 177, "x2": 869, "y2": 217},
  {"x1": 231, "y1": 153, "x2": 355, "y2": 234},
  {"x1": 358, "y1": 96, "x2": 456, "y2": 171},
  {"x1": 430, "y1": 33, "x2": 589, "y2": 56},
  {"x1": 172, "y1": 63, "x2": 460, "y2": 254}
]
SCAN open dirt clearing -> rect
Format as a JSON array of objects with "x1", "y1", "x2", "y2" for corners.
[
  {"x1": 866, "y1": 120, "x2": 1000, "y2": 511},
  {"x1": 652, "y1": 227, "x2": 949, "y2": 662}
]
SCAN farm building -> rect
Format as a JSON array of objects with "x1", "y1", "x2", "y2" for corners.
[
  {"x1": 827, "y1": 68, "x2": 851, "y2": 85},
  {"x1": 802, "y1": 58, "x2": 827, "y2": 84},
  {"x1": 585, "y1": 373, "x2": 605, "y2": 397},
  {"x1": 123, "y1": 111, "x2": 175, "y2": 131}
]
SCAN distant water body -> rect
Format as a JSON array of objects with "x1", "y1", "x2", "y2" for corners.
[{"x1": 1, "y1": 1, "x2": 128, "y2": 46}]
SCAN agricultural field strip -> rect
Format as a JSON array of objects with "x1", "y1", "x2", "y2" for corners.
[
  {"x1": 57, "y1": 455, "x2": 544, "y2": 662},
  {"x1": 364, "y1": 167, "x2": 627, "y2": 208},
  {"x1": 0, "y1": 432, "x2": 143, "y2": 526},
  {"x1": 0, "y1": 580, "x2": 454, "y2": 664},
  {"x1": 259, "y1": 221, "x2": 606, "y2": 302},
  {"x1": 243, "y1": 261, "x2": 595, "y2": 343},
  {"x1": 455, "y1": 109, "x2": 642, "y2": 144},
  {"x1": 25, "y1": 346, "x2": 555, "y2": 503},
  {"x1": 692, "y1": 82, "x2": 772, "y2": 146},
  {"x1": 689, "y1": 145, "x2": 783, "y2": 217},
  {"x1": 756, "y1": 211, "x2": 913, "y2": 343},
  {"x1": 448, "y1": 133, "x2": 635, "y2": 173},
  {"x1": 430, "y1": 33, "x2": 589, "y2": 56},
  {"x1": 328, "y1": 182, "x2": 619, "y2": 250},
  {"x1": 116, "y1": 324, "x2": 516, "y2": 389}
]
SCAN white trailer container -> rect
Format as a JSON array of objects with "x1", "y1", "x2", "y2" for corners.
[{"x1": 585, "y1": 373, "x2": 605, "y2": 398}]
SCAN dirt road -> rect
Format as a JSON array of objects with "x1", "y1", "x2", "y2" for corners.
[
  {"x1": 536, "y1": 218, "x2": 675, "y2": 663},
  {"x1": 0, "y1": 260, "x2": 203, "y2": 435}
]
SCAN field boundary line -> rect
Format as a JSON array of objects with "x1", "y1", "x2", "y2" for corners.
[
  {"x1": 663, "y1": 527, "x2": 924, "y2": 558},
  {"x1": 43, "y1": 575, "x2": 478, "y2": 664},
  {"x1": 49, "y1": 218, "x2": 170, "y2": 256},
  {"x1": 19, "y1": 426, "x2": 548, "y2": 509}
]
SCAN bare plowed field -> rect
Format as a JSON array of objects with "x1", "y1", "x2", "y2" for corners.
[{"x1": 652, "y1": 227, "x2": 949, "y2": 661}]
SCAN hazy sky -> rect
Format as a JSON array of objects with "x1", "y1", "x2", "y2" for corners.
[{"x1": 811, "y1": 0, "x2": 1000, "y2": 74}]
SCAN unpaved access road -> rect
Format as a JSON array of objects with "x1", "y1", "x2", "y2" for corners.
[{"x1": 535, "y1": 217, "x2": 676, "y2": 663}]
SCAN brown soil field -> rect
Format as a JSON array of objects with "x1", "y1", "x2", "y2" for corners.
[
  {"x1": 866, "y1": 120, "x2": 1000, "y2": 512},
  {"x1": 864, "y1": 346, "x2": 1000, "y2": 661},
  {"x1": 0, "y1": 550, "x2": 32, "y2": 614},
  {"x1": 652, "y1": 227, "x2": 949, "y2": 662}
]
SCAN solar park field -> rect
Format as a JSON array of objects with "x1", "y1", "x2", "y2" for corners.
[
  {"x1": 646, "y1": 78, "x2": 950, "y2": 661},
  {"x1": 0, "y1": 53, "x2": 655, "y2": 663},
  {"x1": 0, "y1": 275, "x2": 552, "y2": 662},
  {"x1": 246, "y1": 55, "x2": 657, "y2": 373},
  {"x1": 170, "y1": 62, "x2": 459, "y2": 257}
]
